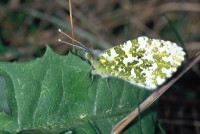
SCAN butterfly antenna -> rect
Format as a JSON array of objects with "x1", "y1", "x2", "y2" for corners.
[
  {"x1": 58, "y1": 39, "x2": 88, "y2": 52},
  {"x1": 58, "y1": 29, "x2": 89, "y2": 51}
]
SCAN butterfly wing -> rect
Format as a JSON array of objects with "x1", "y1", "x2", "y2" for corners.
[{"x1": 98, "y1": 36, "x2": 185, "y2": 90}]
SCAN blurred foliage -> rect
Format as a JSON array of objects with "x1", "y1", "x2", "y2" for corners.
[{"x1": 0, "y1": 0, "x2": 200, "y2": 134}]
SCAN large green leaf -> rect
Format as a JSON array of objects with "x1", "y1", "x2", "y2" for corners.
[{"x1": 0, "y1": 46, "x2": 156, "y2": 133}]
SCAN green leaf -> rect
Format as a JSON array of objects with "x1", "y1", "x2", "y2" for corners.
[{"x1": 0, "y1": 46, "x2": 157, "y2": 133}]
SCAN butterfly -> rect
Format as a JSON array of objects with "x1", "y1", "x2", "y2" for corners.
[{"x1": 58, "y1": 29, "x2": 185, "y2": 90}]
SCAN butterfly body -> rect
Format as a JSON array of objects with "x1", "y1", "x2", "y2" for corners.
[
  {"x1": 86, "y1": 36, "x2": 185, "y2": 90},
  {"x1": 58, "y1": 30, "x2": 185, "y2": 90}
]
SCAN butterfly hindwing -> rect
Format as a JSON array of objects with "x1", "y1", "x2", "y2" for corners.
[{"x1": 96, "y1": 36, "x2": 185, "y2": 90}]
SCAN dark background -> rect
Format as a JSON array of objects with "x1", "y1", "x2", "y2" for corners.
[{"x1": 0, "y1": 0, "x2": 200, "y2": 134}]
